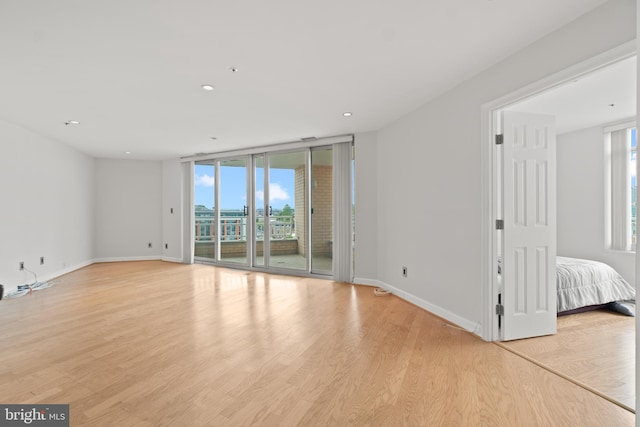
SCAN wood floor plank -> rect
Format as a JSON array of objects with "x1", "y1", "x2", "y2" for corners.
[
  {"x1": 0, "y1": 261, "x2": 634, "y2": 426},
  {"x1": 500, "y1": 309, "x2": 635, "y2": 411}
]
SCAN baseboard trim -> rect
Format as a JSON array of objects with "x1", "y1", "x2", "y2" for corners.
[
  {"x1": 352, "y1": 277, "x2": 386, "y2": 288},
  {"x1": 3, "y1": 258, "x2": 182, "y2": 296},
  {"x1": 362, "y1": 279, "x2": 481, "y2": 337},
  {"x1": 51, "y1": 260, "x2": 95, "y2": 280},
  {"x1": 161, "y1": 256, "x2": 184, "y2": 263},
  {"x1": 2, "y1": 259, "x2": 95, "y2": 295},
  {"x1": 93, "y1": 256, "x2": 162, "y2": 263}
]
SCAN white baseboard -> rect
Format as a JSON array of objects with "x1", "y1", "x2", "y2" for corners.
[
  {"x1": 352, "y1": 277, "x2": 386, "y2": 288},
  {"x1": 2, "y1": 257, "x2": 180, "y2": 296},
  {"x1": 2, "y1": 259, "x2": 95, "y2": 295},
  {"x1": 46, "y1": 259, "x2": 95, "y2": 282},
  {"x1": 93, "y1": 256, "x2": 162, "y2": 263},
  {"x1": 95, "y1": 256, "x2": 183, "y2": 264},
  {"x1": 355, "y1": 278, "x2": 482, "y2": 337},
  {"x1": 161, "y1": 256, "x2": 184, "y2": 263},
  {"x1": 2, "y1": 257, "x2": 181, "y2": 297}
]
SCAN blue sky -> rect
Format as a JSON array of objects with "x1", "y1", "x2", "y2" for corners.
[{"x1": 195, "y1": 164, "x2": 294, "y2": 210}]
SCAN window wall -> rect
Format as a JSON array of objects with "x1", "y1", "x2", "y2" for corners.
[{"x1": 191, "y1": 139, "x2": 353, "y2": 278}]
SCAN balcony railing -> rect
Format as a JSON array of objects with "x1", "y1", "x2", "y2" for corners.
[{"x1": 195, "y1": 215, "x2": 295, "y2": 242}]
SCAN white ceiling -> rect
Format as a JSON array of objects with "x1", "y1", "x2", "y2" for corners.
[
  {"x1": 506, "y1": 55, "x2": 636, "y2": 134},
  {"x1": 0, "y1": 0, "x2": 608, "y2": 160}
]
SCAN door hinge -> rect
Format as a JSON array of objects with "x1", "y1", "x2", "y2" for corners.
[
  {"x1": 495, "y1": 134, "x2": 504, "y2": 145},
  {"x1": 495, "y1": 304, "x2": 504, "y2": 316},
  {"x1": 496, "y1": 219, "x2": 504, "y2": 230}
]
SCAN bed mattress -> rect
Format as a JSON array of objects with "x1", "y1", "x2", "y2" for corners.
[{"x1": 556, "y1": 256, "x2": 635, "y2": 313}]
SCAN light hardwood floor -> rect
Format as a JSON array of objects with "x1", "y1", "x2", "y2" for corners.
[
  {"x1": 499, "y1": 308, "x2": 635, "y2": 412},
  {"x1": 0, "y1": 261, "x2": 634, "y2": 426}
]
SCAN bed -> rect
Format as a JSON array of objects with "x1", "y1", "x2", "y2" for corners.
[
  {"x1": 556, "y1": 256, "x2": 635, "y2": 315},
  {"x1": 498, "y1": 256, "x2": 636, "y2": 315}
]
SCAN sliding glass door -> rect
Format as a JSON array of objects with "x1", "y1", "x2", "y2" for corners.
[
  {"x1": 218, "y1": 158, "x2": 248, "y2": 265},
  {"x1": 193, "y1": 141, "x2": 351, "y2": 278},
  {"x1": 193, "y1": 157, "x2": 249, "y2": 265},
  {"x1": 267, "y1": 151, "x2": 306, "y2": 271},
  {"x1": 194, "y1": 161, "x2": 216, "y2": 261}
]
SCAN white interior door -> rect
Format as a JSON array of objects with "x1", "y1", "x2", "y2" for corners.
[{"x1": 500, "y1": 111, "x2": 557, "y2": 341}]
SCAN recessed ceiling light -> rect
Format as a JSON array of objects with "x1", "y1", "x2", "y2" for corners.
[
  {"x1": 229, "y1": 67, "x2": 239, "y2": 73},
  {"x1": 124, "y1": 151, "x2": 131, "y2": 155},
  {"x1": 201, "y1": 84, "x2": 214, "y2": 91},
  {"x1": 65, "y1": 120, "x2": 80, "y2": 125},
  {"x1": 343, "y1": 112, "x2": 352, "y2": 117}
]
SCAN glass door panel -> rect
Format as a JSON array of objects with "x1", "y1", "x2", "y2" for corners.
[
  {"x1": 194, "y1": 161, "x2": 216, "y2": 261},
  {"x1": 254, "y1": 155, "x2": 265, "y2": 267},
  {"x1": 219, "y1": 158, "x2": 248, "y2": 265},
  {"x1": 311, "y1": 148, "x2": 333, "y2": 274},
  {"x1": 268, "y1": 151, "x2": 306, "y2": 270}
]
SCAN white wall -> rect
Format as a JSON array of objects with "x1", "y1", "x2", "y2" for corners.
[
  {"x1": 557, "y1": 125, "x2": 636, "y2": 283},
  {"x1": 94, "y1": 159, "x2": 163, "y2": 260},
  {"x1": 0, "y1": 119, "x2": 95, "y2": 293},
  {"x1": 366, "y1": 0, "x2": 636, "y2": 332}
]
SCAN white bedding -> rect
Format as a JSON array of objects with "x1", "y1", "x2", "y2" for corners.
[{"x1": 556, "y1": 256, "x2": 635, "y2": 313}]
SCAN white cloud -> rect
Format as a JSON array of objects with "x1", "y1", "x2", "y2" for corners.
[
  {"x1": 195, "y1": 174, "x2": 215, "y2": 187},
  {"x1": 269, "y1": 183, "x2": 289, "y2": 201},
  {"x1": 255, "y1": 183, "x2": 289, "y2": 202}
]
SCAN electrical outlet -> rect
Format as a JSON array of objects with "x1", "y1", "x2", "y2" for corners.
[
  {"x1": 165, "y1": 243, "x2": 168, "y2": 249},
  {"x1": 40, "y1": 256, "x2": 44, "y2": 265},
  {"x1": 19, "y1": 262, "x2": 24, "y2": 271},
  {"x1": 402, "y1": 266, "x2": 408, "y2": 277},
  {"x1": 148, "y1": 242, "x2": 152, "y2": 248}
]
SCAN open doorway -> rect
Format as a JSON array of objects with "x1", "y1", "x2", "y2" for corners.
[
  {"x1": 482, "y1": 42, "x2": 636, "y2": 339},
  {"x1": 483, "y1": 48, "x2": 636, "y2": 411}
]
